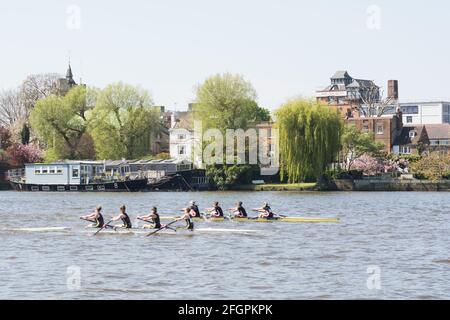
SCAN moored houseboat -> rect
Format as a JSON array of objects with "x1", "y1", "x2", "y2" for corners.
[{"x1": 7, "y1": 161, "x2": 148, "y2": 192}]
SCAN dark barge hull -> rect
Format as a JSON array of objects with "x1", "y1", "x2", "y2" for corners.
[{"x1": 9, "y1": 178, "x2": 148, "y2": 192}]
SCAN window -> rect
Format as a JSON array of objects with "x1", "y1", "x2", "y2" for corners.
[
  {"x1": 57, "y1": 167, "x2": 63, "y2": 174},
  {"x1": 35, "y1": 167, "x2": 41, "y2": 174},
  {"x1": 401, "y1": 106, "x2": 419, "y2": 114},
  {"x1": 178, "y1": 145, "x2": 186, "y2": 155},
  {"x1": 409, "y1": 131, "x2": 416, "y2": 138},
  {"x1": 376, "y1": 124, "x2": 384, "y2": 135},
  {"x1": 178, "y1": 134, "x2": 186, "y2": 140},
  {"x1": 400, "y1": 146, "x2": 411, "y2": 154},
  {"x1": 430, "y1": 140, "x2": 439, "y2": 146},
  {"x1": 72, "y1": 168, "x2": 79, "y2": 178},
  {"x1": 49, "y1": 167, "x2": 56, "y2": 174},
  {"x1": 406, "y1": 116, "x2": 413, "y2": 123},
  {"x1": 42, "y1": 167, "x2": 48, "y2": 174},
  {"x1": 362, "y1": 121, "x2": 369, "y2": 133}
]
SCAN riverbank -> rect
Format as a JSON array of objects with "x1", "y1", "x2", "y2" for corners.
[
  {"x1": 0, "y1": 181, "x2": 11, "y2": 190},
  {"x1": 233, "y1": 183, "x2": 317, "y2": 191},
  {"x1": 325, "y1": 178, "x2": 450, "y2": 191}
]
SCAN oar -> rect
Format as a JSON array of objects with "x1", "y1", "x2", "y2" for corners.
[
  {"x1": 146, "y1": 220, "x2": 178, "y2": 237},
  {"x1": 93, "y1": 219, "x2": 114, "y2": 236},
  {"x1": 137, "y1": 217, "x2": 176, "y2": 231}
]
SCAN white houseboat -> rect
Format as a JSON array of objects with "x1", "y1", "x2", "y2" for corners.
[{"x1": 7, "y1": 161, "x2": 148, "y2": 192}]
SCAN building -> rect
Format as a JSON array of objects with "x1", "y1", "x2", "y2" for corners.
[
  {"x1": 392, "y1": 126, "x2": 429, "y2": 155},
  {"x1": 424, "y1": 124, "x2": 450, "y2": 151},
  {"x1": 393, "y1": 124, "x2": 450, "y2": 155},
  {"x1": 316, "y1": 71, "x2": 381, "y2": 117},
  {"x1": 398, "y1": 101, "x2": 450, "y2": 125},
  {"x1": 345, "y1": 111, "x2": 403, "y2": 153},
  {"x1": 55, "y1": 63, "x2": 80, "y2": 96},
  {"x1": 169, "y1": 111, "x2": 196, "y2": 161}
]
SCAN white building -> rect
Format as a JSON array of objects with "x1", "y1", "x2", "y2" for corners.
[
  {"x1": 169, "y1": 111, "x2": 203, "y2": 168},
  {"x1": 399, "y1": 101, "x2": 450, "y2": 125}
]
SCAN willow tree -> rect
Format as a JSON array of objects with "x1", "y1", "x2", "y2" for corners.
[
  {"x1": 30, "y1": 85, "x2": 95, "y2": 160},
  {"x1": 275, "y1": 99, "x2": 343, "y2": 182},
  {"x1": 89, "y1": 82, "x2": 161, "y2": 160}
]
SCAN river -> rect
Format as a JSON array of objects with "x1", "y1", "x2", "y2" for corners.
[{"x1": 0, "y1": 191, "x2": 449, "y2": 299}]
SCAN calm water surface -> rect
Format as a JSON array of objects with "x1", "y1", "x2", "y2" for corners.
[{"x1": 0, "y1": 191, "x2": 449, "y2": 299}]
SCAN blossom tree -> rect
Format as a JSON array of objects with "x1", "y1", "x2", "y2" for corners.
[{"x1": 7, "y1": 143, "x2": 43, "y2": 166}]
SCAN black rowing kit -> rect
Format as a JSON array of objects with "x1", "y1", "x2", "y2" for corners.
[
  {"x1": 151, "y1": 213, "x2": 161, "y2": 229},
  {"x1": 95, "y1": 214, "x2": 105, "y2": 228},
  {"x1": 237, "y1": 206, "x2": 248, "y2": 217},
  {"x1": 190, "y1": 205, "x2": 201, "y2": 218},
  {"x1": 121, "y1": 213, "x2": 132, "y2": 229},
  {"x1": 214, "y1": 206, "x2": 224, "y2": 217}
]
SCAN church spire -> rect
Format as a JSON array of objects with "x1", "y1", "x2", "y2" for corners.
[{"x1": 65, "y1": 61, "x2": 76, "y2": 85}]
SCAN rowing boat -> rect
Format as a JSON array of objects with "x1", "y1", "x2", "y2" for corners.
[
  {"x1": 7, "y1": 227, "x2": 72, "y2": 232},
  {"x1": 84, "y1": 227, "x2": 261, "y2": 235},
  {"x1": 159, "y1": 216, "x2": 340, "y2": 223}
]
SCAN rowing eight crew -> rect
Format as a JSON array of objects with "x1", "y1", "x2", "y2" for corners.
[
  {"x1": 80, "y1": 200, "x2": 275, "y2": 231},
  {"x1": 80, "y1": 205, "x2": 194, "y2": 231}
]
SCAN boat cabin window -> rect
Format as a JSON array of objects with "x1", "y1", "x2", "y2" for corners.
[
  {"x1": 35, "y1": 167, "x2": 41, "y2": 174},
  {"x1": 49, "y1": 167, "x2": 56, "y2": 174},
  {"x1": 72, "y1": 168, "x2": 79, "y2": 178},
  {"x1": 42, "y1": 167, "x2": 48, "y2": 174},
  {"x1": 57, "y1": 168, "x2": 63, "y2": 174}
]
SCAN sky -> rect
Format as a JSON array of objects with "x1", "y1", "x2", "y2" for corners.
[{"x1": 1, "y1": 0, "x2": 449, "y2": 110}]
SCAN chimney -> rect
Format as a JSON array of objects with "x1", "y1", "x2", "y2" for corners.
[
  {"x1": 170, "y1": 112, "x2": 177, "y2": 129},
  {"x1": 388, "y1": 80, "x2": 399, "y2": 100}
]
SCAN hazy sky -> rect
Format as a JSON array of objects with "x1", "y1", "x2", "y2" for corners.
[{"x1": 1, "y1": 0, "x2": 449, "y2": 110}]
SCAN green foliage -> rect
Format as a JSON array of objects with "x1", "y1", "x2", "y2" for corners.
[
  {"x1": 275, "y1": 99, "x2": 343, "y2": 183},
  {"x1": 194, "y1": 73, "x2": 266, "y2": 131},
  {"x1": 89, "y1": 82, "x2": 161, "y2": 160},
  {"x1": 410, "y1": 152, "x2": 450, "y2": 181},
  {"x1": 341, "y1": 125, "x2": 385, "y2": 169},
  {"x1": 206, "y1": 164, "x2": 255, "y2": 190},
  {"x1": 20, "y1": 123, "x2": 30, "y2": 145},
  {"x1": 30, "y1": 86, "x2": 94, "y2": 159}
]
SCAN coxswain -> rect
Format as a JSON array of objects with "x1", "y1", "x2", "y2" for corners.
[
  {"x1": 137, "y1": 207, "x2": 161, "y2": 229},
  {"x1": 110, "y1": 205, "x2": 133, "y2": 229},
  {"x1": 80, "y1": 206, "x2": 105, "y2": 228},
  {"x1": 253, "y1": 202, "x2": 275, "y2": 219},
  {"x1": 228, "y1": 201, "x2": 248, "y2": 218},
  {"x1": 206, "y1": 201, "x2": 224, "y2": 218}
]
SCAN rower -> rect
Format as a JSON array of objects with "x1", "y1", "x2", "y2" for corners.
[
  {"x1": 253, "y1": 202, "x2": 274, "y2": 219},
  {"x1": 176, "y1": 207, "x2": 194, "y2": 231},
  {"x1": 228, "y1": 201, "x2": 248, "y2": 218},
  {"x1": 80, "y1": 206, "x2": 104, "y2": 228},
  {"x1": 110, "y1": 205, "x2": 132, "y2": 229},
  {"x1": 206, "y1": 201, "x2": 224, "y2": 218},
  {"x1": 188, "y1": 200, "x2": 202, "y2": 218},
  {"x1": 137, "y1": 207, "x2": 161, "y2": 229}
]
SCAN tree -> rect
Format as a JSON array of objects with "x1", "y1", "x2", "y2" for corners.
[
  {"x1": 353, "y1": 83, "x2": 397, "y2": 117},
  {"x1": 6, "y1": 143, "x2": 43, "y2": 166},
  {"x1": 0, "y1": 127, "x2": 11, "y2": 151},
  {"x1": 351, "y1": 154, "x2": 397, "y2": 176},
  {"x1": 341, "y1": 125, "x2": 385, "y2": 170},
  {"x1": 30, "y1": 85, "x2": 95, "y2": 159},
  {"x1": 206, "y1": 164, "x2": 255, "y2": 190},
  {"x1": 275, "y1": 99, "x2": 343, "y2": 183},
  {"x1": 19, "y1": 73, "x2": 60, "y2": 116},
  {"x1": 194, "y1": 73, "x2": 266, "y2": 131},
  {"x1": 89, "y1": 82, "x2": 161, "y2": 159},
  {"x1": 411, "y1": 152, "x2": 450, "y2": 181},
  {"x1": 0, "y1": 89, "x2": 25, "y2": 126}
]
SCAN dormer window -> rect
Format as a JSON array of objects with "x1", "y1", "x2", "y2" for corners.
[{"x1": 409, "y1": 131, "x2": 417, "y2": 138}]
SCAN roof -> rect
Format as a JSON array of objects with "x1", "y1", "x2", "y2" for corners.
[
  {"x1": 424, "y1": 124, "x2": 450, "y2": 140},
  {"x1": 394, "y1": 125, "x2": 427, "y2": 146},
  {"x1": 172, "y1": 111, "x2": 194, "y2": 130},
  {"x1": 331, "y1": 71, "x2": 350, "y2": 79}
]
